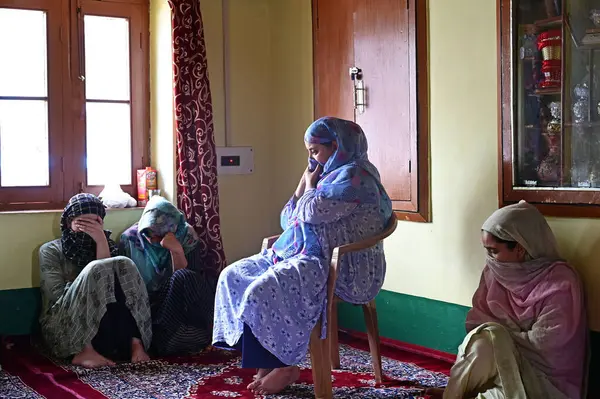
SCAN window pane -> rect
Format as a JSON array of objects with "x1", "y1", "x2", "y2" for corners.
[
  {"x1": 86, "y1": 102, "x2": 132, "y2": 186},
  {"x1": 0, "y1": 8, "x2": 48, "y2": 97},
  {"x1": 84, "y1": 16, "x2": 131, "y2": 101},
  {"x1": 0, "y1": 100, "x2": 49, "y2": 187}
]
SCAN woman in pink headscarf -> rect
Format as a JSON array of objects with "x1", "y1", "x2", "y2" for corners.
[{"x1": 430, "y1": 201, "x2": 587, "y2": 399}]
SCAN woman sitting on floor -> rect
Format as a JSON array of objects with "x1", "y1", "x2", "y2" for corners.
[
  {"x1": 120, "y1": 196, "x2": 219, "y2": 356},
  {"x1": 429, "y1": 201, "x2": 587, "y2": 399},
  {"x1": 212, "y1": 116, "x2": 393, "y2": 395},
  {"x1": 39, "y1": 194, "x2": 152, "y2": 368}
]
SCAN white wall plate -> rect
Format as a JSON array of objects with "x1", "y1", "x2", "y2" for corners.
[{"x1": 215, "y1": 146, "x2": 254, "y2": 175}]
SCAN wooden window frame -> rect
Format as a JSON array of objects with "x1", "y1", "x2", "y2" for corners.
[
  {"x1": 311, "y1": 0, "x2": 430, "y2": 222},
  {"x1": 497, "y1": 0, "x2": 600, "y2": 218},
  {"x1": 0, "y1": 0, "x2": 65, "y2": 210},
  {"x1": 0, "y1": 0, "x2": 149, "y2": 212}
]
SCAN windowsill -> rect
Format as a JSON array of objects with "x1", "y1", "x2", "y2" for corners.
[{"x1": 0, "y1": 207, "x2": 144, "y2": 216}]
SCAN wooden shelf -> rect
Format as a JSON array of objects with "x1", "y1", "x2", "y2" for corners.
[
  {"x1": 534, "y1": 87, "x2": 561, "y2": 95},
  {"x1": 534, "y1": 16, "x2": 562, "y2": 29},
  {"x1": 564, "y1": 121, "x2": 600, "y2": 128},
  {"x1": 577, "y1": 43, "x2": 600, "y2": 50}
]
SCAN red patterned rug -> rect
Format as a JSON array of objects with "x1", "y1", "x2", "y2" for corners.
[{"x1": 0, "y1": 333, "x2": 451, "y2": 399}]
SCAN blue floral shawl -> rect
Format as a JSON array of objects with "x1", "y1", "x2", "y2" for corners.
[{"x1": 272, "y1": 117, "x2": 393, "y2": 260}]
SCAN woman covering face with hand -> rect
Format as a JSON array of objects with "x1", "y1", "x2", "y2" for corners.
[
  {"x1": 39, "y1": 194, "x2": 152, "y2": 368},
  {"x1": 120, "y1": 196, "x2": 219, "y2": 356}
]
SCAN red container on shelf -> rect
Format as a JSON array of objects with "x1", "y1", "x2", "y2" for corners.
[
  {"x1": 540, "y1": 60, "x2": 561, "y2": 88},
  {"x1": 537, "y1": 30, "x2": 562, "y2": 88},
  {"x1": 537, "y1": 30, "x2": 562, "y2": 52}
]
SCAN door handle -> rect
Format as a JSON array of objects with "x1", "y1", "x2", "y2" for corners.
[{"x1": 349, "y1": 67, "x2": 366, "y2": 114}]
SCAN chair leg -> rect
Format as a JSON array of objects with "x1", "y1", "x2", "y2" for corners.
[
  {"x1": 329, "y1": 300, "x2": 341, "y2": 369},
  {"x1": 362, "y1": 300, "x2": 383, "y2": 384},
  {"x1": 309, "y1": 322, "x2": 333, "y2": 399}
]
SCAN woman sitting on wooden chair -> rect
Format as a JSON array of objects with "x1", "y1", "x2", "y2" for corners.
[{"x1": 212, "y1": 117, "x2": 393, "y2": 395}]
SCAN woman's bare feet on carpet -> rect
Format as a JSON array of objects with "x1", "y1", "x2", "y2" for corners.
[
  {"x1": 253, "y1": 368, "x2": 273, "y2": 381},
  {"x1": 131, "y1": 338, "x2": 150, "y2": 363},
  {"x1": 72, "y1": 344, "x2": 116, "y2": 368},
  {"x1": 247, "y1": 366, "x2": 300, "y2": 394}
]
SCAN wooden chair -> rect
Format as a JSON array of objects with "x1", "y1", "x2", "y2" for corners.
[{"x1": 261, "y1": 213, "x2": 398, "y2": 399}]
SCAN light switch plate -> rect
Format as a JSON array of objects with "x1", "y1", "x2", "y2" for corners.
[{"x1": 216, "y1": 146, "x2": 254, "y2": 175}]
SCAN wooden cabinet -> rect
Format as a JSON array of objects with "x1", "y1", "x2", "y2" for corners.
[
  {"x1": 499, "y1": 0, "x2": 600, "y2": 217},
  {"x1": 312, "y1": 0, "x2": 429, "y2": 222}
]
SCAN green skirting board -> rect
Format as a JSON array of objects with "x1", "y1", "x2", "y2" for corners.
[
  {"x1": 0, "y1": 287, "x2": 469, "y2": 354},
  {"x1": 338, "y1": 289, "x2": 470, "y2": 354},
  {"x1": 0, "y1": 288, "x2": 41, "y2": 336}
]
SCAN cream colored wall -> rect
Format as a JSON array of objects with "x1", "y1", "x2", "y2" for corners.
[
  {"x1": 382, "y1": 0, "x2": 600, "y2": 330},
  {"x1": 269, "y1": 0, "x2": 315, "y2": 210},
  {"x1": 382, "y1": 0, "x2": 499, "y2": 304},
  {"x1": 149, "y1": 0, "x2": 312, "y2": 263},
  {"x1": 216, "y1": 0, "x2": 283, "y2": 261},
  {"x1": 149, "y1": 0, "x2": 176, "y2": 201}
]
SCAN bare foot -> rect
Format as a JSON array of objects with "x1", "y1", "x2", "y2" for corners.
[
  {"x1": 248, "y1": 366, "x2": 300, "y2": 394},
  {"x1": 72, "y1": 345, "x2": 116, "y2": 369},
  {"x1": 253, "y1": 368, "x2": 273, "y2": 381},
  {"x1": 131, "y1": 338, "x2": 150, "y2": 363}
]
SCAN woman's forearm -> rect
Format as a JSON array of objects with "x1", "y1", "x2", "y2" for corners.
[
  {"x1": 170, "y1": 248, "x2": 188, "y2": 271},
  {"x1": 95, "y1": 239, "x2": 111, "y2": 260}
]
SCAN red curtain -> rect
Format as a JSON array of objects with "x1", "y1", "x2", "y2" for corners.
[{"x1": 169, "y1": 0, "x2": 226, "y2": 272}]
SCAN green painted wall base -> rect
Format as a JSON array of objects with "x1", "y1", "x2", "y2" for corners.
[
  {"x1": 0, "y1": 288, "x2": 40, "y2": 336},
  {"x1": 339, "y1": 289, "x2": 470, "y2": 354},
  {"x1": 0, "y1": 287, "x2": 469, "y2": 354}
]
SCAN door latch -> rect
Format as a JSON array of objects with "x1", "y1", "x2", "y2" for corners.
[{"x1": 349, "y1": 67, "x2": 366, "y2": 114}]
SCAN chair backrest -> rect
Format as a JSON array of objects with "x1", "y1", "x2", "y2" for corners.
[
  {"x1": 326, "y1": 213, "x2": 398, "y2": 305},
  {"x1": 331, "y1": 212, "x2": 397, "y2": 257},
  {"x1": 261, "y1": 213, "x2": 398, "y2": 255}
]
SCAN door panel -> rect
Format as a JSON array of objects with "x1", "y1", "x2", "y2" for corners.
[
  {"x1": 313, "y1": 0, "x2": 354, "y2": 121},
  {"x1": 313, "y1": 0, "x2": 420, "y2": 213},
  {"x1": 353, "y1": 0, "x2": 411, "y2": 202}
]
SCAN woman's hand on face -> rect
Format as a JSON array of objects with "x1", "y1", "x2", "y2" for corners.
[
  {"x1": 304, "y1": 164, "x2": 322, "y2": 190},
  {"x1": 294, "y1": 167, "x2": 308, "y2": 198},
  {"x1": 160, "y1": 232, "x2": 183, "y2": 253},
  {"x1": 74, "y1": 217, "x2": 107, "y2": 244}
]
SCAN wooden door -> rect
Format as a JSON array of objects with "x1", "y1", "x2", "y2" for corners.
[
  {"x1": 312, "y1": 0, "x2": 355, "y2": 121},
  {"x1": 313, "y1": 0, "x2": 426, "y2": 217},
  {"x1": 353, "y1": 0, "x2": 412, "y2": 203}
]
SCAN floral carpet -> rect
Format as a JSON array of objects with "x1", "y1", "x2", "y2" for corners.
[{"x1": 0, "y1": 333, "x2": 450, "y2": 399}]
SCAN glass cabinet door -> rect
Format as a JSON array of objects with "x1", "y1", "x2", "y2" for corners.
[{"x1": 499, "y1": 0, "x2": 600, "y2": 216}]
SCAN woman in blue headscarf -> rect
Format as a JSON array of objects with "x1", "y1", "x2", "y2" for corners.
[
  {"x1": 213, "y1": 117, "x2": 393, "y2": 394},
  {"x1": 120, "y1": 196, "x2": 219, "y2": 356}
]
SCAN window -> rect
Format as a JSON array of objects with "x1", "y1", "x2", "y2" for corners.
[{"x1": 0, "y1": 0, "x2": 149, "y2": 211}]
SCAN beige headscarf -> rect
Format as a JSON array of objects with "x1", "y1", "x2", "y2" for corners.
[
  {"x1": 474, "y1": 202, "x2": 587, "y2": 399},
  {"x1": 481, "y1": 200, "x2": 560, "y2": 260}
]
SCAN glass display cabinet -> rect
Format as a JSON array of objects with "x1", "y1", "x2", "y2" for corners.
[{"x1": 499, "y1": 0, "x2": 600, "y2": 217}]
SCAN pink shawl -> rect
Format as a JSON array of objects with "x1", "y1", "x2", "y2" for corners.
[{"x1": 467, "y1": 201, "x2": 587, "y2": 398}]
